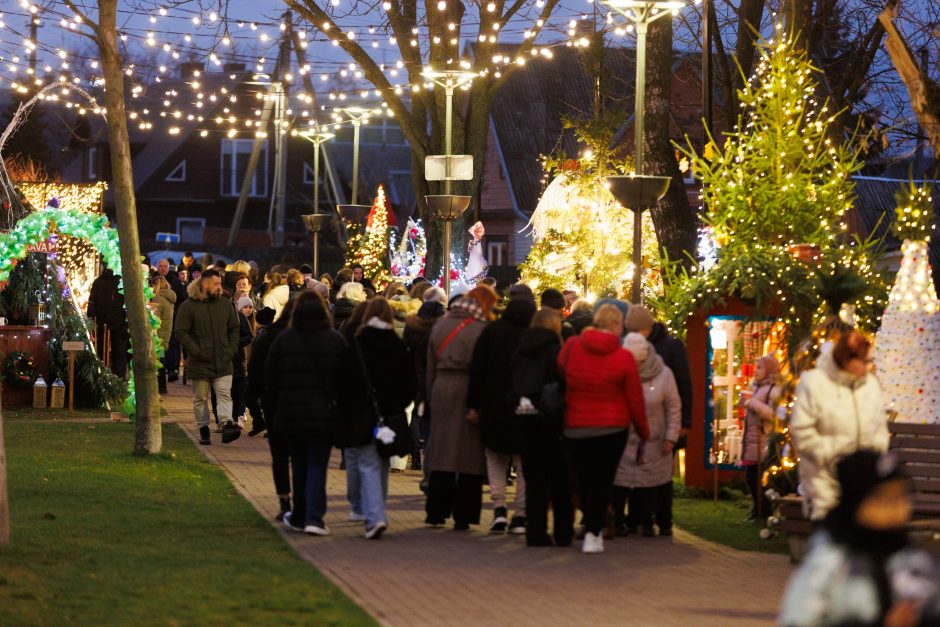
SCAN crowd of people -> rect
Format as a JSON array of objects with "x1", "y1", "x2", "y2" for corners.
[
  {"x1": 102, "y1": 253, "x2": 694, "y2": 551},
  {"x1": 88, "y1": 252, "x2": 940, "y2": 621}
]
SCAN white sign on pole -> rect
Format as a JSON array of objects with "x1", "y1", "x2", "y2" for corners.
[{"x1": 424, "y1": 155, "x2": 474, "y2": 181}]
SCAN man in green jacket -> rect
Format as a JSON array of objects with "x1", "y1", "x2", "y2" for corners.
[{"x1": 174, "y1": 269, "x2": 240, "y2": 445}]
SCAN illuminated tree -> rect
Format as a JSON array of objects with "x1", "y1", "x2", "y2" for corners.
[
  {"x1": 874, "y1": 182, "x2": 940, "y2": 423},
  {"x1": 357, "y1": 185, "x2": 392, "y2": 288}
]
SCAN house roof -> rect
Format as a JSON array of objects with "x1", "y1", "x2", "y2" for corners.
[{"x1": 852, "y1": 175, "x2": 940, "y2": 286}]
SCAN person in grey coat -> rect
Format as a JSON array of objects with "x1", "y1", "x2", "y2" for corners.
[
  {"x1": 612, "y1": 333, "x2": 681, "y2": 537},
  {"x1": 424, "y1": 286, "x2": 496, "y2": 530}
]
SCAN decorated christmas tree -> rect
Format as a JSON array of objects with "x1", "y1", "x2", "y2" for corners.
[
  {"x1": 357, "y1": 185, "x2": 392, "y2": 288},
  {"x1": 658, "y1": 27, "x2": 888, "y2": 354},
  {"x1": 873, "y1": 181, "x2": 940, "y2": 423}
]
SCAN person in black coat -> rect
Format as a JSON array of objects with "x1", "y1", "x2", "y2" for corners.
[
  {"x1": 87, "y1": 267, "x2": 129, "y2": 378},
  {"x1": 625, "y1": 306, "x2": 693, "y2": 538},
  {"x1": 230, "y1": 297, "x2": 255, "y2": 428},
  {"x1": 467, "y1": 297, "x2": 536, "y2": 533},
  {"x1": 265, "y1": 291, "x2": 346, "y2": 535},
  {"x1": 338, "y1": 297, "x2": 417, "y2": 539},
  {"x1": 247, "y1": 303, "x2": 293, "y2": 519},
  {"x1": 402, "y1": 300, "x2": 445, "y2": 471},
  {"x1": 511, "y1": 309, "x2": 574, "y2": 547}
]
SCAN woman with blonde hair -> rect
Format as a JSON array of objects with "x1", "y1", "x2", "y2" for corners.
[
  {"x1": 559, "y1": 303, "x2": 649, "y2": 553},
  {"x1": 262, "y1": 272, "x2": 290, "y2": 321}
]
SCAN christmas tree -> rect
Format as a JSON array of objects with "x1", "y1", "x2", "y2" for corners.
[
  {"x1": 357, "y1": 185, "x2": 392, "y2": 288},
  {"x1": 658, "y1": 27, "x2": 888, "y2": 352},
  {"x1": 873, "y1": 181, "x2": 940, "y2": 423}
]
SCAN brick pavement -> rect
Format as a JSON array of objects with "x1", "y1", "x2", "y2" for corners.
[{"x1": 162, "y1": 384, "x2": 791, "y2": 626}]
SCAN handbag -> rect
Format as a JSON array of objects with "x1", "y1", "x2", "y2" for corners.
[
  {"x1": 353, "y1": 337, "x2": 411, "y2": 458},
  {"x1": 539, "y1": 343, "x2": 571, "y2": 420}
]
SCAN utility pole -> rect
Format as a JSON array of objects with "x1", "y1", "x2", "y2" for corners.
[
  {"x1": 272, "y1": 14, "x2": 292, "y2": 247},
  {"x1": 28, "y1": 12, "x2": 39, "y2": 79}
]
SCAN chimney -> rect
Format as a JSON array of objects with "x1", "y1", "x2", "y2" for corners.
[{"x1": 179, "y1": 62, "x2": 204, "y2": 79}]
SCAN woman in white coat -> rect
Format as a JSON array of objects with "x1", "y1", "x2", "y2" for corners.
[
  {"x1": 612, "y1": 333, "x2": 681, "y2": 537},
  {"x1": 792, "y1": 330, "x2": 889, "y2": 521}
]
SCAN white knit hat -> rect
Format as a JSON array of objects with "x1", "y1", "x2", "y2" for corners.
[
  {"x1": 236, "y1": 297, "x2": 254, "y2": 310},
  {"x1": 623, "y1": 332, "x2": 650, "y2": 363}
]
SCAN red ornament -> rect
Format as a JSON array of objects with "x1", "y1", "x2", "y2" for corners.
[{"x1": 919, "y1": 389, "x2": 924, "y2": 394}]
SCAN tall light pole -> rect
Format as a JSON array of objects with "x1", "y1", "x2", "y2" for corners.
[
  {"x1": 603, "y1": 0, "x2": 687, "y2": 303},
  {"x1": 335, "y1": 107, "x2": 376, "y2": 232},
  {"x1": 299, "y1": 129, "x2": 334, "y2": 277},
  {"x1": 421, "y1": 68, "x2": 477, "y2": 298}
]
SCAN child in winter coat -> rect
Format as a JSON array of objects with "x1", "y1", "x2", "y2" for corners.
[{"x1": 741, "y1": 354, "x2": 782, "y2": 521}]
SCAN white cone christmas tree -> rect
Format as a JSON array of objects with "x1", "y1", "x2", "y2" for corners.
[{"x1": 874, "y1": 182, "x2": 940, "y2": 423}]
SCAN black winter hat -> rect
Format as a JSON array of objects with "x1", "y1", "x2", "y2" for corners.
[
  {"x1": 417, "y1": 300, "x2": 445, "y2": 320},
  {"x1": 255, "y1": 307, "x2": 276, "y2": 327},
  {"x1": 508, "y1": 283, "x2": 535, "y2": 303},
  {"x1": 299, "y1": 264, "x2": 314, "y2": 274},
  {"x1": 540, "y1": 288, "x2": 566, "y2": 311},
  {"x1": 835, "y1": 450, "x2": 907, "y2": 515}
]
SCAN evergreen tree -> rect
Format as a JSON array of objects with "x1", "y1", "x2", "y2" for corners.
[
  {"x1": 357, "y1": 185, "x2": 392, "y2": 288},
  {"x1": 1, "y1": 91, "x2": 54, "y2": 168}
]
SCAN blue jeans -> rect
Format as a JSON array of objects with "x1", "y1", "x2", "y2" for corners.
[
  {"x1": 345, "y1": 444, "x2": 389, "y2": 528},
  {"x1": 288, "y1": 435, "x2": 332, "y2": 528}
]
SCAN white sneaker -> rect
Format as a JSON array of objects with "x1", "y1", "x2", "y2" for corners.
[
  {"x1": 304, "y1": 523, "x2": 330, "y2": 536},
  {"x1": 582, "y1": 531, "x2": 604, "y2": 554},
  {"x1": 349, "y1": 511, "x2": 366, "y2": 522},
  {"x1": 365, "y1": 521, "x2": 387, "y2": 540}
]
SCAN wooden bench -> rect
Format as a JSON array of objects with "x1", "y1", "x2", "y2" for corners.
[
  {"x1": 772, "y1": 422, "x2": 940, "y2": 562},
  {"x1": 889, "y1": 422, "x2": 940, "y2": 532}
]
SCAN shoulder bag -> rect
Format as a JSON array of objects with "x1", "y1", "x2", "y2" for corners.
[
  {"x1": 539, "y1": 342, "x2": 571, "y2": 420},
  {"x1": 354, "y1": 337, "x2": 411, "y2": 458}
]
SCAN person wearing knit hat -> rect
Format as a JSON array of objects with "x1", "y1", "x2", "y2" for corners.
[
  {"x1": 779, "y1": 450, "x2": 940, "y2": 627},
  {"x1": 741, "y1": 354, "x2": 782, "y2": 521},
  {"x1": 592, "y1": 297, "x2": 629, "y2": 320},
  {"x1": 508, "y1": 283, "x2": 535, "y2": 303},
  {"x1": 540, "y1": 288, "x2": 566, "y2": 312},
  {"x1": 624, "y1": 305, "x2": 655, "y2": 333},
  {"x1": 423, "y1": 286, "x2": 447, "y2": 306},
  {"x1": 612, "y1": 332, "x2": 681, "y2": 537}
]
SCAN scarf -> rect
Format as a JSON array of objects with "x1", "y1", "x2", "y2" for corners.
[{"x1": 449, "y1": 297, "x2": 487, "y2": 323}]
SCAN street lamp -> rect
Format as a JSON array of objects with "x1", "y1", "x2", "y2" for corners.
[
  {"x1": 603, "y1": 0, "x2": 688, "y2": 303},
  {"x1": 334, "y1": 106, "x2": 377, "y2": 218},
  {"x1": 421, "y1": 67, "x2": 477, "y2": 298},
  {"x1": 299, "y1": 129, "x2": 335, "y2": 277}
]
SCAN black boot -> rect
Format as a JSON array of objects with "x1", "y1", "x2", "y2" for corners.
[
  {"x1": 199, "y1": 426, "x2": 211, "y2": 445},
  {"x1": 276, "y1": 496, "x2": 291, "y2": 521},
  {"x1": 410, "y1": 453, "x2": 422, "y2": 471}
]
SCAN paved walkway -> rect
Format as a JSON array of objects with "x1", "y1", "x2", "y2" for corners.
[{"x1": 163, "y1": 384, "x2": 791, "y2": 626}]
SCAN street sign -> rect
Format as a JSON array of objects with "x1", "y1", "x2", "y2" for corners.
[
  {"x1": 425, "y1": 155, "x2": 473, "y2": 181},
  {"x1": 26, "y1": 241, "x2": 57, "y2": 253},
  {"x1": 156, "y1": 232, "x2": 181, "y2": 244}
]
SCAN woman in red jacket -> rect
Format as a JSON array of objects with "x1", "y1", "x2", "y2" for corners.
[{"x1": 559, "y1": 303, "x2": 649, "y2": 554}]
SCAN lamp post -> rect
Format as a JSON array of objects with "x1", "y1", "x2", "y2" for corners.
[
  {"x1": 603, "y1": 0, "x2": 687, "y2": 303},
  {"x1": 421, "y1": 68, "x2": 477, "y2": 298},
  {"x1": 334, "y1": 108, "x2": 376, "y2": 246},
  {"x1": 299, "y1": 130, "x2": 335, "y2": 277}
]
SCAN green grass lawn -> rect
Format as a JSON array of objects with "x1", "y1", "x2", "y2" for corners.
[
  {"x1": 0, "y1": 419, "x2": 375, "y2": 626},
  {"x1": 675, "y1": 494, "x2": 789, "y2": 554}
]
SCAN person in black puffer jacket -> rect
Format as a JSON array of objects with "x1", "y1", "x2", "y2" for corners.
[
  {"x1": 265, "y1": 291, "x2": 346, "y2": 536},
  {"x1": 402, "y1": 299, "x2": 445, "y2": 471},
  {"x1": 510, "y1": 309, "x2": 573, "y2": 547},
  {"x1": 467, "y1": 296, "x2": 536, "y2": 534},
  {"x1": 338, "y1": 297, "x2": 417, "y2": 539},
  {"x1": 247, "y1": 303, "x2": 293, "y2": 520},
  {"x1": 563, "y1": 299, "x2": 594, "y2": 339}
]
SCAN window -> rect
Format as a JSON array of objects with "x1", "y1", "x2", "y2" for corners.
[
  {"x1": 87, "y1": 146, "x2": 97, "y2": 180},
  {"x1": 487, "y1": 239, "x2": 508, "y2": 267},
  {"x1": 177, "y1": 217, "x2": 205, "y2": 244},
  {"x1": 220, "y1": 138, "x2": 268, "y2": 197},
  {"x1": 303, "y1": 162, "x2": 316, "y2": 185},
  {"x1": 165, "y1": 160, "x2": 187, "y2": 182}
]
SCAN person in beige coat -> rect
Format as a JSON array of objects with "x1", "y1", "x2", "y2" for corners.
[
  {"x1": 424, "y1": 286, "x2": 497, "y2": 530},
  {"x1": 792, "y1": 330, "x2": 889, "y2": 521},
  {"x1": 612, "y1": 332, "x2": 681, "y2": 537}
]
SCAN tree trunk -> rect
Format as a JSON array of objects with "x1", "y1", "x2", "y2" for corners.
[
  {"x1": 0, "y1": 393, "x2": 8, "y2": 550},
  {"x1": 98, "y1": 1, "x2": 161, "y2": 454},
  {"x1": 645, "y1": 18, "x2": 697, "y2": 269}
]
